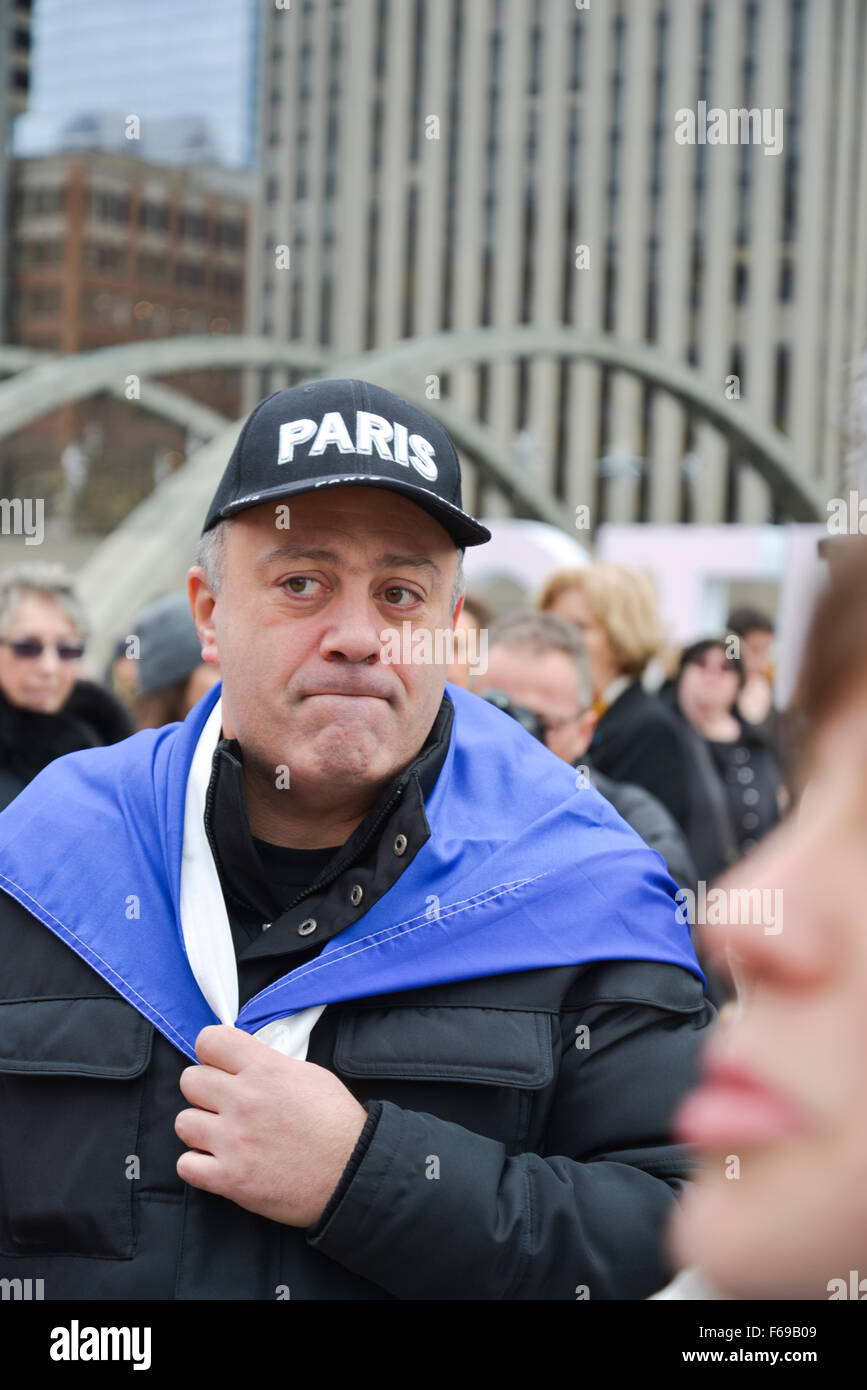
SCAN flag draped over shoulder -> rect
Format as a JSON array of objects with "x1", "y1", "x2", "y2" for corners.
[{"x1": 0, "y1": 680, "x2": 704, "y2": 1062}]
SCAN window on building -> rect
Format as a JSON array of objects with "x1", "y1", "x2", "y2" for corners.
[
  {"x1": 214, "y1": 268, "x2": 242, "y2": 296},
  {"x1": 778, "y1": 257, "x2": 794, "y2": 302},
  {"x1": 137, "y1": 252, "x2": 167, "y2": 281},
  {"x1": 88, "y1": 191, "x2": 129, "y2": 223},
  {"x1": 175, "y1": 261, "x2": 206, "y2": 288},
  {"x1": 26, "y1": 286, "x2": 61, "y2": 315},
  {"x1": 139, "y1": 202, "x2": 169, "y2": 231},
  {"x1": 180, "y1": 212, "x2": 208, "y2": 240},
  {"x1": 83, "y1": 242, "x2": 127, "y2": 274},
  {"x1": 24, "y1": 186, "x2": 65, "y2": 216},
  {"x1": 216, "y1": 219, "x2": 245, "y2": 249}
]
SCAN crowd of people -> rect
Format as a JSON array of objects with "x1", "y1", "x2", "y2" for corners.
[
  {"x1": 0, "y1": 464, "x2": 860, "y2": 1301},
  {"x1": 1, "y1": 559, "x2": 787, "y2": 892}
]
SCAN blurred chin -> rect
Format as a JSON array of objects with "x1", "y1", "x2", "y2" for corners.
[
  {"x1": 669, "y1": 1157, "x2": 855, "y2": 1299},
  {"x1": 21, "y1": 690, "x2": 66, "y2": 714}
]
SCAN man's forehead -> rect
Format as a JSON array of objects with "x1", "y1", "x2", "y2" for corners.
[
  {"x1": 486, "y1": 645, "x2": 577, "y2": 697},
  {"x1": 233, "y1": 486, "x2": 453, "y2": 547},
  {"x1": 222, "y1": 500, "x2": 456, "y2": 584}
]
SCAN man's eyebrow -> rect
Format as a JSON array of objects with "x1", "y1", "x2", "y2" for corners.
[
  {"x1": 376, "y1": 553, "x2": 442, "y2": 581},
  {"x1": 256, "y1": 541, "x2": 442, "y2": 582},
  {"x1": 255, "y1": 542, "x2": 341, "y2": 570}
]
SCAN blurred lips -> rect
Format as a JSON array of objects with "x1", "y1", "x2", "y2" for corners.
[{"x1": 673, "y1": 1060, "x2": 812, "y2": 1149}]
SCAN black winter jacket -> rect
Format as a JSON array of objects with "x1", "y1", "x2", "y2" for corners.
[
  {"x1": 0, "y1": 698, "x2": 716, "y2": 1301},
  {"x1": 0, "y1": 680, "x2": 132, "y2": 810},
  {"x1": 588, "y1": 681, "x2": 703, "y2": 833}
]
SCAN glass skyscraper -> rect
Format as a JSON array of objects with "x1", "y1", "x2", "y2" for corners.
[{"x1": 14, "y1": 0, "x2": 260, "y2": 169}]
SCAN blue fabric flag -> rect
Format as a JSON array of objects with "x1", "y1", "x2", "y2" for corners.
[{"x1": 0, "y1": 680, "x2": 704, "y2": 1061}]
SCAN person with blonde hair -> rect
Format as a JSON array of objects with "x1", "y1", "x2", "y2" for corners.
[{"x1": 538, "y1": 564, "x2": 701, "y2": 831}]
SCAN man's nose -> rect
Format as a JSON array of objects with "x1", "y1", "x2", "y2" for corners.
[{"x1": 319, "y1": 589, "x2": 386, "y2": 663}]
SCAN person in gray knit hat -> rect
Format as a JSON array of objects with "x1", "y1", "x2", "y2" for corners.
[{"x1": 127, "y1": 592, "x2": 219, "y2": 729}]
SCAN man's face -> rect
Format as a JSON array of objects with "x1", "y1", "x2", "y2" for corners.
[
  {"x1": 479, "y1": 644, "x2": 597, "y2": 764},
  {"x1": 188, "y1": 487, "x2": 460, "y2": 808}
]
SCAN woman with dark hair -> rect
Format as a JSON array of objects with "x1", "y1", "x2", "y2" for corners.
[{"x1": 670, "y1": 638, "x2": 786, "y2": 883}]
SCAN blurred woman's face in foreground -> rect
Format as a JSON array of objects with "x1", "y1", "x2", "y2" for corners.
[{"x1": 669, "y1": 674, "x2": 867, "y2": 1297}]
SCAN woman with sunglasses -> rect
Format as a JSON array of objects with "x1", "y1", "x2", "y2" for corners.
[{"x1": 0, "y1": 563, "x2": 131, "y2": 810}]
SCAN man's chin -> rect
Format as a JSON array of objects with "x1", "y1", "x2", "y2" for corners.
[{"x1": 295, "y1": 709, "x2": 395, "y2": 769}]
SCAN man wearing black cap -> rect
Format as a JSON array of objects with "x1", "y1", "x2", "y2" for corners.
[{"x1": 0, "y1": 380, "x2": 715, "y2": 1300}]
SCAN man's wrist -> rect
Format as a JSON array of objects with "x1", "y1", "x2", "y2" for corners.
[{"x1": 306, "y1": 1098, "x2": 384, "y2": 1236}]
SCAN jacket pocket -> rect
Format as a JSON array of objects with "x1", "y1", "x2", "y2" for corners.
[
  {"x1": 0, "y1": 996, "x2": 153, "y2": 1259},
  {"x1": 333, "y1": 1005, "x2": 556, "y2": 1150}
]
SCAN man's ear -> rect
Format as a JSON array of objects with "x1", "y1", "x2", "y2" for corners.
[
  {"x1": 187, "y1": 567, "x2": 219, "y2": 665},
  {"x1": 451, "y1": 592, "x2": 465, "y2": 629},
  {"x1": 572, "y1": 707, "x2": 598, "y2": 759}
]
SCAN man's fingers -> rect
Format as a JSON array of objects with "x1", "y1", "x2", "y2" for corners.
[
  {"x1": 176, "y1": 1149, "x2": 224, "y2": 1195},
  {"x1": 175, "y1": 1105, "x2": 221, "y2": 1154},
  {"x1": 194, "y1": 1022, "x2": 262, "y2": 1073},
  {"x1": 178, "y1": 1062, "x2": 234, "y2": 1112}
]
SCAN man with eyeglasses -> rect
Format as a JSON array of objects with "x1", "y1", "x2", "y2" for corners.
[
  {"x1": 0, "y1": 563, "x2": 131, "y2": 809},
  {"x1": 477, "y1": 610, "x2": 697, "y2": 895}
]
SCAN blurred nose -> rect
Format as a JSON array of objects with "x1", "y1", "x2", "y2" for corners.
[
  {"x1": 700, "y1": 812, "x2": 831, "y2": 997},
  {"x1": 319, "y1": 584, "x2": 385, "y2": 664},
  {"x1": 35, "y1": 643, "x2": 62, "y2": 677}
]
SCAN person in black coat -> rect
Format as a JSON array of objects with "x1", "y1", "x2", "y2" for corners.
[
  {"x1": 478, "y1": 610, "x2": 698, "y2": 893},
  {"x1": 538, "y1": 564, "x2": 703, "y2": 832},
  {"x1": 666, "y1": 638, "x2": 787, "y2": 884},
  {"x1": 0, "y1": 563, "x2": 132, "y2": 810}
]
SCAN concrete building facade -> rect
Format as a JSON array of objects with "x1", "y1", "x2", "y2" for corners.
[{"x1": 246, "y1": 0, "x2": 867, "y2": 526}]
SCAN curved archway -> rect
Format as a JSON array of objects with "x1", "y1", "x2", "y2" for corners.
[{"x1": 0, "y1": 326, "x2": 821, "y2": 519}]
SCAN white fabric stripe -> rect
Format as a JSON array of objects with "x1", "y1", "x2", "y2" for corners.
[{"x1": 179, "y1": 696, "x2": 324, "y2": 1061}]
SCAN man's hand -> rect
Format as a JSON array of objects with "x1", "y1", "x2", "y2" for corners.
[{"x1": 175, "y1": 1024, "x2": 368, "y2": 1228}]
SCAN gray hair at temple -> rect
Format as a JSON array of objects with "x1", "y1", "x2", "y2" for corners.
[
  {"x1": 486, "y1": 609, "x2": 594, "y2": 710},
  {"x1": 195, "y1": 519, "x2": 466, "y2": 616},
  {"x1": 0, "y1": 562, "x2": 89, "y2": 642}
]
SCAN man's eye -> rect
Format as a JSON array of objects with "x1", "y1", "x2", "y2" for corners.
[
  {"x1": 382, "y1": 585, "x2": 420, "y2": 605},
  {"x1": 284, "y1": 576, "x2": 319, "y2": 595}
]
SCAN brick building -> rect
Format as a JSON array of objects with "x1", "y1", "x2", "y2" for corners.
[{"x1": 2, "y1": 149, "x2": 250, "y2": 533}]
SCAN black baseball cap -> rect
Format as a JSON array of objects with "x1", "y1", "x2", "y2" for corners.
[{"x1": 201, "y1": 378, "x2": 491, "y2": 548}]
